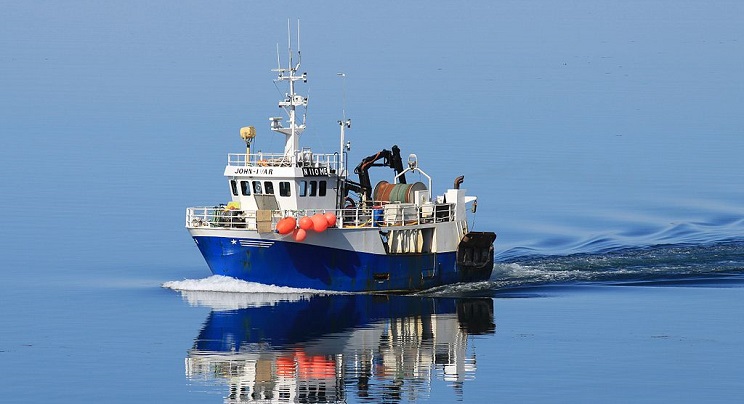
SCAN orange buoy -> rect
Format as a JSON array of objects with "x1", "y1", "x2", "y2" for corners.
[
  {"x1": 311, "y1": 213, "x2": 328, "y2": 232},
  {"x1": 323, "y1": 212, "x2": 337, "y2": 227},
  {"x1": 276, "y1": 217, "x2": 296, "y2": 235},
  {"x1": 293, "y1": 228, "x2": 307, "y2": 242},
  {"x1": 275, "y1": 217, "x2": 287, "y2": 234},
  {"x1": 299, "y1": 216, "x2": 313, "y2": 231}
]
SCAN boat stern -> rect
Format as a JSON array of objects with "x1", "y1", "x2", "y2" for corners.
[{"x1": 456, "y1": 232, "x2": 496, "y2": 282}]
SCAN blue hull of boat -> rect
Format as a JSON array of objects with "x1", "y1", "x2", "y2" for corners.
[{"x1": 193, "y1": 236, "x2": 474, "y2": 292}]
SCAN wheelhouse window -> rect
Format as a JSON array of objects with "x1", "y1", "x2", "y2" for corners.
[
  {"x1": 264, "y1": 181, "x2": 274, "y2": 195},
  {"x1": 252, "y1": 181, "x2": 262, "y2": 194},
  {"x1": 230, "y1": 180, "x2": 238, "y2": 196},
  {"x1": 279, "y1": 181, "x2": 291, "y2": 197},
  {"x1": 240, "y1": 180, "x2": 251, "y2": 196},
  {"x1": 319, "y1": 180, "x2": 327, "y2": 197},
  {"x1": 298, "y1": 180, "x2": 325, "y2": 197}
]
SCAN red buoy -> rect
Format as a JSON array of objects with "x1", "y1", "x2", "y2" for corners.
[
  {"x1": 324, "y1": 212, "x2": 337, "y2": 227},
  {"x1": 293, "y1": 228, "x2": 307, "y2": 242},
  {"x1": 299, "y1": 216, "x2": 313, "y2": 231},
  {"x1": 276, "y1": 217, "x2": 296, "y2": 235},
  {"x1": 311, "y1": 213, "x2": 328, "y2": 232}
]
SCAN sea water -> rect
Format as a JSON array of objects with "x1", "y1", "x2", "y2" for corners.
[{"x1": 1, "y1": 1, "x2": 743, "y2": 402}]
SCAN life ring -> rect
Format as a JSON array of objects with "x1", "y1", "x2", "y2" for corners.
[{"x1": 258, "y1": 159, "x2": 269, "y2": 167}]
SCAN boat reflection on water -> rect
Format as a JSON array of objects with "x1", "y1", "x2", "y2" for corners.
[{"x1": 184, "y1": 293, "x2": 495, "y2": 402}]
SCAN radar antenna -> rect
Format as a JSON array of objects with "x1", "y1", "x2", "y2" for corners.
[{"x1": 270, "y1": 19, "x2": 308, "y2": 158}]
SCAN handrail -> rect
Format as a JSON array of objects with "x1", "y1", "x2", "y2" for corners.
[
  {"x1": 227, "y1": 152, "x2": 339, "y2": 168},
  {"x1": 185, "y1": 202, "x2": 454, "y2": 231}
]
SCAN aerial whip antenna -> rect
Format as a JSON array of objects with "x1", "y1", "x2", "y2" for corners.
[
  {"x1": 337, "y1": 73, "x2": 347, "y2": 122},
  {"x1": 287, "y1": 19, "x2": 292, "y2": 70},
  {"x1": 275, "y1": 43, "x2": 281, "y2": 72},
  {"x1": 337, "y1": 72, "x2": 351, "y2": 176},
  {"x1": 296, "y1": 20, "x2": 302, "y2": 68}
]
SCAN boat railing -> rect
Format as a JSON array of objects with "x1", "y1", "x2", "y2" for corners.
[
  {"x1": 186, "y1": 202, "x2": 455, "y2": 231},
  {"x1": 227, "y1": 151, "x2": 339, "y2": 170},
  {"x1": 187, "y1": 206, "x2": 261, "y2": 230}
]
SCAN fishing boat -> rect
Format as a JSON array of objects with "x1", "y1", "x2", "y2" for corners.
[{"x1": 185, "y1": 28, "x2": 495, "y2": 292}]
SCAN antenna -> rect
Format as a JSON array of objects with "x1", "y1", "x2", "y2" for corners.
[
  {"x1": 297, "y1": 20, "x2": 302, "y2": 69},
  {"x1": 275, "y1": 43, "x2": 281, "y2": 72},
  {"x1": 287, "y1": 19, "x2": 292, "y2": 70},
  {"x1": 337, "y1": 72, "x2": 351, "y2": 175},
  {"x1": 337, "y1": 72, "x2": 347, "y2": 121},
  {"x1": 270, "y1": 21, "x2": 307, "y2": 157}
]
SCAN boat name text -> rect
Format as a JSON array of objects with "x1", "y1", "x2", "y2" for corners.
[
  {"x1": 233, "y1": 168, "x2": 274, "y2": 175},
  {"x1": 302, "y1": 167, "x2": 329, "y2": 176}
]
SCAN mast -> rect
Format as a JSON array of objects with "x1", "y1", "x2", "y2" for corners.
[
  {"x1": 270, "y1": 20, "x2": 308, "y2": 159},
  {"x1": 337, "y1": 72, "x2": 351, "y2": 178}
]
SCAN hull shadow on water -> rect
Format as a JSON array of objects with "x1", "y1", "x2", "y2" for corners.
[{"x1": 184, "y1": 293, "x2": 495, "y2": 403}]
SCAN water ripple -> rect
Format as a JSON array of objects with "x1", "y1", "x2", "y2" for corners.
[{"x1": 431, "y1": 240, "x2": 744, "y2": 297}]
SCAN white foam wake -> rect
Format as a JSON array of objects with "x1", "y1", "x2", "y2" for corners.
[
  {"x1": 162, "y1": 275, "x2": 329, "y2": 294},
  {"x1": 162, "y1": 275, "x2": 343, "y2": 310}
]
